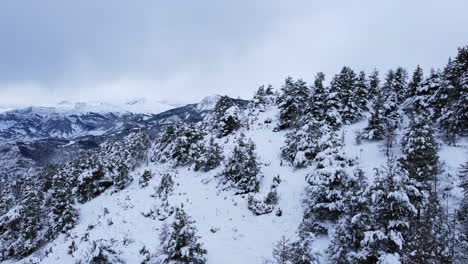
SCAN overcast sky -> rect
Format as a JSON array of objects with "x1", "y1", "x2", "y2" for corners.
[{"x1": 0, "y1": 0, "x2": 467, "y2": 106}]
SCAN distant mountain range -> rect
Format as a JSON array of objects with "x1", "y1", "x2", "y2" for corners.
[{"x1": 0, "y1": 95, "x2": 247, "y2": 181}]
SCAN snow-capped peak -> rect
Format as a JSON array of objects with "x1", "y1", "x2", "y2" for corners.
[{"x1": 197, "y1": 95, "x2": 222, "y2": 111}]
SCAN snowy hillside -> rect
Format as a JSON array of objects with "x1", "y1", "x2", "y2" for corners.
[
  {"x1": 6, "y1": 101, "x2": 466, "y2": 264},
  {"x1": 0, "y1": 47, "x2": 467, "y2": 264}
]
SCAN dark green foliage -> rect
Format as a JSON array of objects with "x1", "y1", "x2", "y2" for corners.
[
  {"x1": 399, "y1": 117, "x2": 439, "y2": 194},
  {"x1": 355, "y1": 71, "x2": 369, "y2": 111},
  {"x1": 211, "y1": 96, "x2": 242, "y2": 137},
  {"x1": 219, "y1": 134, "x2": 262, "y2": 194},
  {"x1": 268, "y1": 235, "x2": 318, "y2": 264},
  {"x1": 113, "y1": 164, "x2": 131, "y2": 190},
  {"x1": 437, "y1": 46, "x2": 468, "y2": 141},
  {"x1": 303, "y1": 132, "x2": 357, "y2": 233},
  {"x1": 276, "y1": 77, "x2": 310, "y2": 130},
  {"x1": 368, "y1": 69, "x2": 380, "y2": 97},
  {"x1": 309, "y1": 72, "x2": 327, "y2": 121},
  {"x1": 154, "y1": 123, "x2": 205, "y2": 166},
  {"x1": 155, "y1": 173, "x2": 174, "y2": 200},
  {"x1": 393, "y1": 67, "x2": 409, "y2": 103},
  {"x1": 252, "y1": 84, "x2": 276, "y2": 109},
  {"x1": 330, "y1": 66, "x2": 362, "y2": 124},
  {"x1": 361, "y1": 158, "x2": 418, "y2": 262},
  {"x1": 81, "y1": 239, "x2": 124, "y2": 264},
  {"x1": 139, "y1": 170, "x2": 153, "y2": 188},
  {"x1": 76, "y1": 164, "x2": 113, "y2": 204},
  {"x1": 281, "y1": 120, "x2": 330, "y2": 168},
  {"x1": 158, "y1": 208, "x2": 207, "y2": 264},
  {"x1": 194, "y1": 137, "x2": 224, "y2": 172}
]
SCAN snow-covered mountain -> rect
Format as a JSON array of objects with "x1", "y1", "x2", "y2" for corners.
[
  {"x1": 2, "y1": 97, "x2": 466, "y2": 264},
  {"x1": 0, "y1": 47, "x2": 467, "y2": 264},
  {"x1": 0, "y1": 96, "x2": 229, "y2": 143}
]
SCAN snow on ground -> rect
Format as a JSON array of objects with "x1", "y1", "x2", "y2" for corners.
[{"x1": 12, "y1": 106, "x2": 467, "y2": 264}]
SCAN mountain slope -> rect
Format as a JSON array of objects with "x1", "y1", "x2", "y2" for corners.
[{"x1": 8, "y1": 103, "x2": 466, "y2": 264}]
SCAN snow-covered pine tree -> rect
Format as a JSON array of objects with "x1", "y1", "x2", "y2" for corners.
[
  {"x1": 438, "y1": 46, "x2": 468, "y2": 141},
  {"x1": 219, "y1": 134, "x2": 262, "y2": 194},
  {"x1": 407, "y1": 65, "x2": 424, "y2": 100},
  {"x1": 397, "y1": 114, "x2": 455, "y2": 262},
  {"x1": 330, "y1": 66, "x2": 361, "y2": 124},
  {"x1": 280, "y1": 73, "x2": 336, "y2": 168},
  {"x1": 393, "y1": 67, "x2": 409, "y2": 104},
  {"x1": 399, "y1": 116, "x2": 439, "y2": 194},
  {"x1": 157, "y1": 208, "x2": 207, "y2": 264},
  {"x1": 194, "y1": 137, "x2": 224, "y2": 172},
  {"x1": 281, "y1": 119, "x2": 331, "y2": 168},
  {"x1": 0, "y1": 182, "x2": 46, "y2": 259},
  {"x1": 327, "y1": 168, "x2": 373, "y2": 264},
  {"x1": 252, "y1": 84, "x2": 276, "y2": 110},
  {"x1": 268, "y1": 235, "x2": 319, "y2": 264},
  {"x1": 303, "y1": 131, "x2": 357, "y2": 233},
  {"x1": 139, "y1": 170, "x2": 153, "y2": 188},
  {"x1": 211, "y1": 95, "x2": 242, "y2": 137},
  {"x1": 408, "y1": 69, "x2": 442, "y2": 119},
  {"x1": 405, "y1": 193, "x2": 452, "y2": 263},
  {"x1": 47, "y1": 166, "x2": 78, "y2": 235},
  {"x1": 362, "y1": 96, "x2": 387, "y2": 141},
  {"x1": 368, "y1": 69, "x2": 381, "y2": 100},
  {"x1": 75, "y1": 162, "x2": 113, "y2": 204},
  {"x1": 309, "y1": 72, "x2": 327, "y2": 121},
  {"x1": 456, "y1": 161, "x2": 468, "y2": 263},
  {"x1": 153, "y1": 122, "x2": 205, "y2": 166},
  {"x1": 362, "y1": 69, "x2": 401, "y2": 144},
  {"x1": 355, "y1": 71, "x2": 369, "y2": 112},
  {"x1": 276, "y1": 77, "x2": 310, "y2": 130},
  {"x1": 81, "y1": 239, "x2": 124, "y2": 264},
  {"x1": 0, "y1": 183, "x2": 13, "y2": 216},
  {"x1": 323, "y1": 88, "x2": 343, "y2": 130},
  {"x1": 113, "y1": 164, "x2": 131, "y2": 190},
  {"x1": 361, "y1": 158, "x2": 418, "y2": 263}
]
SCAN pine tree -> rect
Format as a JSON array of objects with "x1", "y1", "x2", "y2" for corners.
[
  {"x1": 139, "y1": 170, "x2": 153, "y2": 188},
  {"x1": 309, "y1": 72, "x2": 327, "y2": 121},
  {"x1": 303, "y1": 132, "x2": 357, "y2": 233},
  {"x1": 408, "y1": 68, "x2": 442, "y2": 118},
  {"x1": 323, "y1": 87, "x2": 343, "y2": 130},
  {"x1": 355, "y1": 71, "x2": 369, "y2": 111},
  {"x1": 211, "y1": 96, "x2": 242, "y2": 137},
  {"x1": 327, "y1": 168, "x2": 373, "y2": 264},
  {"x1": 269, "y1": 235, "x2": 318, "y2": 264},
  {"x1": 157, "y1": 208, "x2": 207, "y2": 264},
  {"x1": 456, "y1": 161, "x2": 468, "y2": 263},
  {"x1": 407, "y1": 65, "x2": 424, "y2": 100},
  {"x1": 368, "y1": 69, "x2": 381, "y2": 99},
  {"x1": 361, "y1": 158, "x2": 418, "y2": 263},
  {"x1": 393, "y1": 67, "x2": 409, "y2": 103},
  {"x1": 154, "y1": 123, "x2": 205, "y2": 166},
  {"x1": 48, "y1": 167, "x2": 78, "y2": 235},
  {"x1": 330, "y1": 66, "x2": 361, "y2": 124},
  {"x1": 362, "y1": 70, "x2": 401, "y2": 143},
  {"x1": 399, "y1": 116, "x2": 439, "y2": 195},
  {"x1": 113, "y1": 164, "x2": 131, "y2": 190},
  {"x1": 276, "y1": 77, "x2": 310, "y2": 130},
  {"x1": 438, "y1": 46, "x2": 468, "y2": 141},
  {"x1": 82, "y1": 239, "x2": 124, "y2": 264},
  {"x1": 281, "y1": 119, "x2": 331, "y2": 168},
  {"x1": 194, "y1": 137, "x2": 224, "y2": 172},
  {"x1": 252, "y1": 84, "x2": 276, "y2": 109},
  {"x1": 75, "y1": 164, "x2": 113, "y2": 203},
  {"x1": 219, "y1": 134, "x2": 262, "y2": 194},
  {"x1": 0, "y1": 183, "x2": 46, "y2": 259}
]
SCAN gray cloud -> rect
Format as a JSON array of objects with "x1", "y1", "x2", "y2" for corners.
[{"x1": 0, "y1": 0, "x2": 467, "y2": 106}]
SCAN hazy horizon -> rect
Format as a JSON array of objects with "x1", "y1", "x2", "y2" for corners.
[{"x1": 1, "y1": 0, "x2": 467, "y2": 106}]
